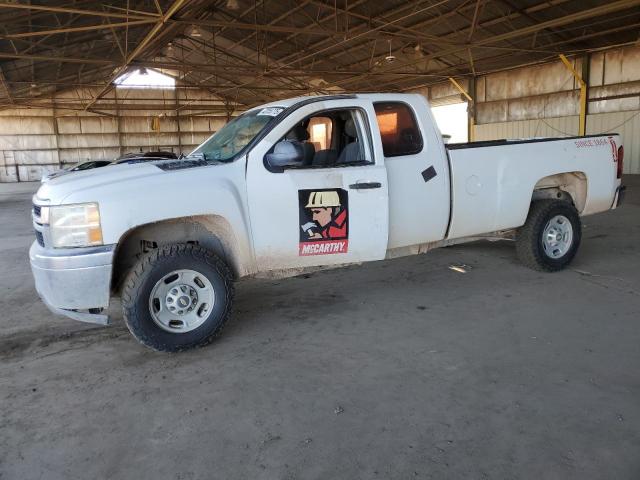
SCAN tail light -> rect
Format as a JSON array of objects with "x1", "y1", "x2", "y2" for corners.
[{"x1": 617, "y1": 146, "x2": 624, "y2": 179}]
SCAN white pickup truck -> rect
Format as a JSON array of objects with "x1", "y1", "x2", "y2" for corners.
[{"x1": 30, "y1": 94, "x2": 626, "y2": 351}]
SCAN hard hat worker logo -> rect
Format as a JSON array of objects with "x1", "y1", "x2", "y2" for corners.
[
  {"x1": 304, "y1": 190, "x2": 347, "y2": 240},
  {"x1": 298, "y1": 188, "x2": 349, "y2": 255}
]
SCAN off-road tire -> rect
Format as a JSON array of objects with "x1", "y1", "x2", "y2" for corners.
[
  {"x1": 516, "y1": 199, "x2": 581, "y2": 272},
  {"x1": 121, "y1": 243, "x2": 234, "y2": 352}
]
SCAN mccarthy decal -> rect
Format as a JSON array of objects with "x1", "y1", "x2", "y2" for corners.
[{"x1": 298, "y1": 189, "x2": 349, "y2": 256}]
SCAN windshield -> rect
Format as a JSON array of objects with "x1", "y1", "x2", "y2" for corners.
[{"x1": 190, "y1": 107, "x2": 283, "y2": 161}]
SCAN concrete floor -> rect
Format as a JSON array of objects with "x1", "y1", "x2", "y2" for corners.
[{"x1": 1, "y1": 178, "x2": 639, "y2": 480}]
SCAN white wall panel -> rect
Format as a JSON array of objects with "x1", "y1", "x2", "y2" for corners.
[
  {"x1": 121, "y1": 133, "x2": 180, "y2": 148},
  {"x1": 57, "y1": 117, "x2": 82, "y2": 134},
  {"x1": 0, "y1": 83, "x2": 231, "y2": 181},
  {"x1": 18, "y1": 164, "x2": 53, "y2": 182},
  {"x1": 0, "y1": 134, "x2": 56, "y2": 150},
  {"x1": 587, "y1": 110, "x2": 640, "y2": 174},
  {"x1": 13, "y1": 149, "x2": 58, "y2": 165},
  {"x1": 475, "y1": 116, "x2": 580, "y2": 141},
  {"x1": 57, "y1": 133, "x2": 120, "y2": 149},
  {"x1": 180, "y1": 132, "x2": 211, "y2": 147},
  {"x1": 475, "y1": 111, "x2": 640, "y2": 174},
  {"x1": 58, "y1": 147, "x2": 121, "y2": 164},
  {"x1": 0, "y1": 108, "x2": 54, "y2": 117},
  {"x1": 0, "y1": 116, "x2": 54, "y2": 135},
  {"x1": 79, "y1": 117, "x2": 119, "y2": 134}
]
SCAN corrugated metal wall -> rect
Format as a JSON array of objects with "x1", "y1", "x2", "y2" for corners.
[
  {"x1": 475, "y1": 111, "x2": 640, "y2": 174},
  {"x1": 587, "y1": 111, "x2": 640, "y2": 174},
  {"x1": 473, "y1": 45, "x2": 640, "y2": 174},
  {"x1": 417, "y1": 44, "x2": 640, "y2": 174},
  {"x1": 475, "y1": 116, "x2": 580, "y2": 139},
  {"x1": 0, "y1": 87, "x2": 229, "y2": 182}
]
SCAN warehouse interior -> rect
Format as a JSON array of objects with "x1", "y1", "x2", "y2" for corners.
[
  {"x1": 1, "y1": 0, "x2": 640, "y2": 180},
  {"x1": 1, "y1": 1, "x2": 640, "y2": 479}
]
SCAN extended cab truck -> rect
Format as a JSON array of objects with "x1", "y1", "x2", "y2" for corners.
[{"x1": 30, "y1": 94, "x2": 626, "y2": 352}]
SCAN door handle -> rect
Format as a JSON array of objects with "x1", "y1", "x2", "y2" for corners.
[{"x1": 349, "y1": 182, "x2": 382, "y2": 190}]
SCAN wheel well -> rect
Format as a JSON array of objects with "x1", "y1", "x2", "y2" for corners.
[
  {"x1": 532, "y1": 172, "x2": 587, "y2": 213},
  {"x1": 111, "y1": 216, "x2": 240, "y2": 294}
]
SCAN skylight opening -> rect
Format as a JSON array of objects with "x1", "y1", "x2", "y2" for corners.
[{"x1": 114, "y1": 68, "x2": 175, "y2": 89}]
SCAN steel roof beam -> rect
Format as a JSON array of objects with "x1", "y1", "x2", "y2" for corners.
[
  {"x1": 0, "y1": 2, "x2": 159, "y2": 21},
  {"x1": 1, "y1": 19, "x2": 157, "y2": 39},
  {"x1": 317, "y1": 0, "x2": 640, "y2": 91},
  {"x1": 82, "y1": 0, "x2": 188, "y2": 111}
]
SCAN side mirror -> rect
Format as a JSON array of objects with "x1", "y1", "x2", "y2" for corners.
[{"x1": 264, "y1": 140, "x2": 305, "y2": 171}]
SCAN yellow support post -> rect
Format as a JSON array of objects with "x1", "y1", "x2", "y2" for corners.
[
  {"x1": 559, "y1": 54, "x2": 587, "y2": 136},
  {"x1": 448, "y1": 77, "x2": 475, "y2": 142}
]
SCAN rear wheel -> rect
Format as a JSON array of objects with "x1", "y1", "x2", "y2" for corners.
[
  {"x1": 121, "y1": 243, "x2": 234, "y2": 352},
  {"x1": 516, "y1": 200, "x2": 581, "y2": 272}
]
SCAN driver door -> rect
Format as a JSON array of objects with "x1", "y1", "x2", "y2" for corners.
[{"x1": 246, "y1": 99, "x2": 389, "y2": 272}]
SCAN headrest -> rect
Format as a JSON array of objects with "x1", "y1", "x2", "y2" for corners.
[
  {"x1": 285, "y1": 125, "x2": 310, "y2": 141},
  {"x1": 344, "y1": 118, "x2": 356, "y2": 138}
]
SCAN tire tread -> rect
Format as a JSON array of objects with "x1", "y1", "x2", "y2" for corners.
[
  {"x1": 121, "y1": 243, "x2": 234, "y2": 352},
  {"x1": 516, "y1": 199, "x2": 581, "y2": 272}
]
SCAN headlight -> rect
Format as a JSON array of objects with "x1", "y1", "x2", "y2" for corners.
[
  {"x1": 49, "y1": 203, "x2": 103, "y2": 248},
  {"x1": 36, "y1": 205, "x2": 50, "y2": 224}
]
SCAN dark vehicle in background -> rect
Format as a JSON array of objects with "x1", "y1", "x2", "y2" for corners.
[
  {"x1": 112, "y1": 151, "x2": 178, "y2": 165},
  {"x1": 41, "y1": 151, "x2": 179, "y2": 183},
  {"x1": 41, "y1": 160, "x2": 112, "y2": 183}
]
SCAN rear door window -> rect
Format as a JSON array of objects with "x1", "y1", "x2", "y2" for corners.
[{"x1": 373, "y1": 102, "x2": 423, "y2": 157}]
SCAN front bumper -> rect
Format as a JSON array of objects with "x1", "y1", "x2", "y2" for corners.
[{"x1": 29, "y1": 242, "x2": 115, "y2": 325}]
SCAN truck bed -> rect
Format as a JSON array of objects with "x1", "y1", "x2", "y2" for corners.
[{"x1": 444, "y1": 134, "x2": 621, "y2": 240}]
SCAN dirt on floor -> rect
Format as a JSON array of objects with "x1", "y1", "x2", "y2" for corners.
[{"x1": 1, "y1": 178, "x2": 639, "y2": 479}]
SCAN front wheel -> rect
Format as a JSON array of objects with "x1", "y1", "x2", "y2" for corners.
[
  {"x1": 516, "y1": 199, "x2": 582, "y2": 272},
  {"x1": 121, "y1": 243, "x2": 234, "y2": 352}
]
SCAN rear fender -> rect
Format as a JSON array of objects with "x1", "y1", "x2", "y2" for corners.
[{"x1": 532, "y1": 172, "x2": 588, "y2": 213}]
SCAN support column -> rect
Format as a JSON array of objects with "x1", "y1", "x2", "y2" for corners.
[
  {"x1": 115, "y1": 88, "x2": 124, "y2": 156},
  {"x1": 581, "y1": 53, "x2": 590, "y2": 135},
  {"x1": 559, "y1": 54, "x2": 587, "y2": 136},
  {"x1": 448, "y1": 77, "x2": 475, "y2": 142},
  {"x1": 175, "y1": 87, "x2": 182, "y2": 155},
  {"x1": 468, "y1": 76, "x2": 477, "y2": 142},
  {"x1": 52, "y1": 104, "x2": 61, "y2": 169}
]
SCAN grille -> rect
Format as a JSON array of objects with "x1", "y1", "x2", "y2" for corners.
[
  {"x1": 35, "y1": 230, "x2": 44, "y2": 247},
  {"x1": 33, "y1": 204, "x2": 41, "y2": 218}
]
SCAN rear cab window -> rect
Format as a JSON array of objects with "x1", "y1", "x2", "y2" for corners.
[{"x1": 373, "y1": 102, "x2": 423, "y2": 157}]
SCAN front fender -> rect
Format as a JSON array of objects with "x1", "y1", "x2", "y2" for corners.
[{"x1": 62, "y1": 162, "x2": 254, "y2": 275}]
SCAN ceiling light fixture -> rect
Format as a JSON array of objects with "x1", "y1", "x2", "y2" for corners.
[{"x1": 385, "y1": 39, "x2": 396, "y2": 63}]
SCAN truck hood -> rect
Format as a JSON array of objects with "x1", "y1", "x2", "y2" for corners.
[{"x1": 35, "y1": 162, "x2": 166, "y2": 204}]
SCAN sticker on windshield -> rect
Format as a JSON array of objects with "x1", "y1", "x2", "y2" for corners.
[
  {"x1": 257, "y1": 107, "x2": 284, "y2": 117},
  {"x1": 298, "y1": 189, "x2": 349, "y2": 256}
]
